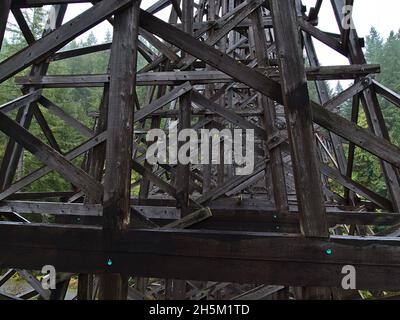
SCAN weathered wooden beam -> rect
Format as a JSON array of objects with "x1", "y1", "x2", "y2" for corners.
[
  {"x1": 231, "y1": 285, "x2": 284, "y2": 300},
  {"x1": 16, "y1": 65, "x2": 378, "y2": 88},
  {"x1": 38, "y1": 96, "x2": 94, "y2": 138},
  {"x1": 305, "y1": 64, "x2": 380, "y2": 80},
  {"x1": 50, "y1": 43, "x2": 112, "y2": 61},
  {"x1": 373, "y1": 79, "x2": 400, "y2": 108},
  {"x1": 298, "y1": 18, "x2": 347, "y2": 56},
  {"x1": 12, "y1": 0, "x2": 100, "y2": 7},
  {"x1": 0, "y1": 90, "x2": 42, "y2": 114},
  {"x1": 271, "y1": 0, "x2": 328, "y2": 237},
  {"x1": 99, "y1": 1, "x2": 140, "y2": 300},
  {"x1": 11, "y1": 8, "x2": 36, "y2": 44},
  {"x1": 323, "y1": 77, "x2": 371, "y2": 111},
  {"x1": 2, "y1": 222, "x2": 400, "y2": 290},
  {"x1": 0, "y1": 201, "x2": 102, "y2": 216},
  {"x1": 311, "y1": 101, "x2": 400, "y2": 168}
]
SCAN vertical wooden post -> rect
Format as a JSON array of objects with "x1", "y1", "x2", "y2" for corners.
[
  {"x1": 170, "y1": 0, "x2": 193, "y2": 300},
  {"x1": 175, "y1": 0, "x2": 193, "y2": 216},
  {"x1": 99, "y1": 0, "x2": 140, "y2": 300},
  {"x1": 250, "y1": 9, "x2": 289, "y2": 214},
  {"x1": 270, "y1": 0, "x2": 330, "y2": 299},
  {"x1": 270, "y1": 0, "x2": 328, "y2": 237}
]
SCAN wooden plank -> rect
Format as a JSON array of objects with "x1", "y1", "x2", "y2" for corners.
[
  {"x1": 16, "y1": 65, "x2": 376, "y2": 88},
  {"x1": 305, "y1": 64, "x2": 380, "y2": 80},
  {"x1": 12, "y1": 0, "x2": 99, "y2": 7},
  {"x1": 162, "y1": 207, "x2": 212, "y2": 230}
]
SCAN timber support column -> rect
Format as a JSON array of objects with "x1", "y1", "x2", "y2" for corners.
[
  {"x1": 270, "y1": 0, "x2": 330, "y2": 299},
  {"x1": 99, "y1": 0, "x2": 141, "y2": 300}
]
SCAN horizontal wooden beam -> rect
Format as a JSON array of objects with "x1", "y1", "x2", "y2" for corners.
[
  {"x1": 139, "y1": 9, "x2": 283, "y2": 103},
  {"x1": 2, "y1": 200, "x2": 399, "y2": 228},
  {"x1": 0, "y1": 201, "x2": 102, "y2": 216},
  {"x1": 11, "y1": 0, "x2": 100, "y2": 7},
  {"x1": 1, "y1": 222, "x2": 400, "y2": 290},
  {"x1": 15, "y1": 65, "x2": 379, "y2": 88}
]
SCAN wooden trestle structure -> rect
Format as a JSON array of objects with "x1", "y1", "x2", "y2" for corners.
[{"x1": 0, "y1": 0, "x2": 400, "y2": 300}]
